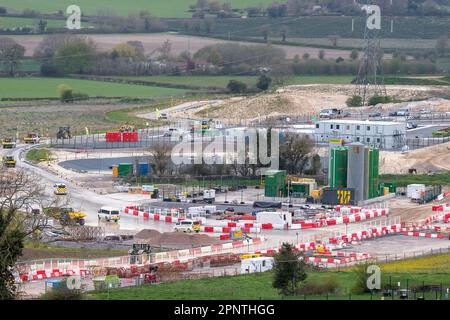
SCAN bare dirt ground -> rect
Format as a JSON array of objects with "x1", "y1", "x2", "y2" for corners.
[
  {"x1": 176, "y1": 84, "x2": 450, "y2": 123},
  {"x1": 135, "y1": 229, "x2": 220, "y2": 249},
  {"x1": 14, "y1": 33, "x2": 352, "y2": 59},
  {"x1": 380, "y1": 141, "x2": 450, "y2": 174}
]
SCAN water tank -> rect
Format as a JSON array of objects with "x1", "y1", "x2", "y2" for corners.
[{"x1": 329, "y1": 146, "x2": 348, "y2": 188}]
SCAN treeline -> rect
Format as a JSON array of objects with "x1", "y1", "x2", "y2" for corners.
[{"x1": 0, "y1": 35, "x2": 441, "y2": 78}]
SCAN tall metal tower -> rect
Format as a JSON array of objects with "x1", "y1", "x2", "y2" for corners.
[{"x1": 354, "y1": 0, "x2": 387, "y2": 105}]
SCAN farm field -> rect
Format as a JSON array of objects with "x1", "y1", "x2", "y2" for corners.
[
  {"x1": 89, "y1": 253, "x2": 450, "y2": 300},
  {"x1": 0, "y1": 1, "x2": 274, "y2": 18},
  {"x1": 0, "y1": 16, "x2": 65, "y2": 29},
  {"x1": 181, "y1": 16, "x2": 450, "y2": 40},
  {"x1": 11, "y1": 33, "x2": 353, "y2": 59},
  {"x1": 0, "y1": 77, "x2": 188, "y2": 98},
  {"x1": 0, "y1": 101, "x2": 158, "y2": 137}
]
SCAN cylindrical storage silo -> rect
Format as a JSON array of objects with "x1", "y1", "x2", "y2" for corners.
[
  {"x1": 363, "y1": 146, "x2": 370, "y2": 201},
  {"x1": 347, "y1": 143, "x2": 366, "y2": 202},
  {"x1": 329, "y1": 146, "x2": 348, "y2": 188}
]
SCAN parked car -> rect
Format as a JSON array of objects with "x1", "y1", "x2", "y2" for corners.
[
  {"x1": 419, "y1": 108, "x2": 431, "y2": 114},
  {"x1": 368, "y1": 111, "x2": 382, "y2": 118},
  {"x1": 406, "y1": 122, "x2": 418, "y2": 129},
  {"x1": 319, "y1": 108, "x2": 344, "y2": 119},
  {"x1": 388, "y1": 111, "x2": 398, "y2": 116},
  {"x1": 397, "y1": 108, "x2": 410, "y2": 116},
  {"x1": 163, "y1": 128, "x2": 178, "y2": 137}
]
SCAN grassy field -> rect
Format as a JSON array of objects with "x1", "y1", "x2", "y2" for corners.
[
  {"x1": 21, "y1": 242, "x2": 128, "y2": 261},
  {"x1": 0, "y1": 77, "x2": 187, "y2": 99},
  {"x1": 89, "y1": 253, "x2": 450, "y2": 300},
  {"x1": 0, "y1": 1, "x2": 274, "y2": 18},
  {"x1": 117, "y1": 75, "x2": 355, "y2": 89},
  {"x1": 380, "y1": 172, "x2": 450, "y2": 187},
  {"x1": 25, "y1": 148, "x2": 51, "y2": 163}
]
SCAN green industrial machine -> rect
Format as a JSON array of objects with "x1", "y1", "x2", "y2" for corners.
[
  {"x1": 264, "y1": 170, "x2": 287, "y2": 197},
  {"x1": 329, "y1": 146, "x2": 348, "y2": 188},
  {"x1": 290, "y1": 182, "x2": 309, "y2": 198}
]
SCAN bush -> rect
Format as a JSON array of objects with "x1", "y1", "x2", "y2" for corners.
[
  {"x1": 351, "y1": 262, "x2": 372, "y2": 294},
  {"x1": 256, "y1": 75, "x2": 272, "y2": 91},
  {"x1": 346, "y1": 95, "x2": 363, "y2": 107},
  {"x1": 296, "y1": 276, "x2": 341, "y2": 295},
  {"x1": 58, "y1": 84, "x2": 73, "y2": 102},
  {"x1": 227, "y1": 80, "x2": 247, "y2": 93},
  {"x1": 40, "y1": 278, "x2": 86, "y2": 300},
  {"x1": 40, "y1": 63, "x2": 63, "y2": 77},
  {"x1": 72, "y1": 92, "x2": 89, "y2": 101},
  {"x1": 368, "y1": 95, "x2": 393, "y2": 106}
]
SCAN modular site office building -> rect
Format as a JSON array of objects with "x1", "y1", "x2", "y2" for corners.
[{"x1": 314, "y1": 120, "x2": 406, "y2": 149}]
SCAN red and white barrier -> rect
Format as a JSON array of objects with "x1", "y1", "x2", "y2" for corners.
[
  {"x1": 20, "y1": 268, "x2": 90, "y2": 282},
  {"x1": 403, "y1": 231, "x2": 445, "y2": 239}
]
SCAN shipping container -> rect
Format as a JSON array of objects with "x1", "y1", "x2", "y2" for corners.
[
  {"x1": 106, "y1": 132, "x2": 122, "y2": 143},
  {"x1": 136, "y1": 163, "x2": 149, "y2": 176},
  {"x1": 118, "y1": 163, "x2": 133, "y2": 177},
  {"x1": 122, "y1": 132, "x2": 139, "y2": 143}
]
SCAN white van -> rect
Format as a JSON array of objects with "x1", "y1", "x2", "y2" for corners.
[
  {"x1": 173, "y1": 219, "x2": 200, "y2": 233},
  {"x1": 98, "y1": 206, "x2": 121, "y2": 222}
]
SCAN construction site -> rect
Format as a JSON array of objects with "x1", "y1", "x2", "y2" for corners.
[{"x1": 0, "y1": 1, "x2": 449, "y2": 304}]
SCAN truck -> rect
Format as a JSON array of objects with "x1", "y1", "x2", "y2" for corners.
[
  {"x1": 2, "y1": 155, "x2": 16, "y2": 168},
  {"x1": 2, "y1": 138, "x2": 16, "y2": 149},
  {"x1": 203, "y1": 189, "x2": 216, "y2": 204},
  {"x1": 44, "y1": 207, "x2": 86, "y2": 226},
  {"x1": 23, "y1": 132, "x2": 40, "y2": 144}
]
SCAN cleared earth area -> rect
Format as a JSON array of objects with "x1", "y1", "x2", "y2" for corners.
[{"x1": 12, "y1": 33, "x2": 353, "y2": 59}]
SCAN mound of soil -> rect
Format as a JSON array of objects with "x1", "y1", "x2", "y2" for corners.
[{"x1": 134, "y1": 229, "x2": 219, "y2": 248}]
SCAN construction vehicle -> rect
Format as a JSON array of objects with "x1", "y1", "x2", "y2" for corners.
[
  {"x1": 2, "y1": 137, "x2": 16, "y2": 149},
  {"x1": 119, "y1": 124, "x2": 136, "y2": 133},
  {"x1": 44, "y1": 207, "x2": 86, "y2": 226},
  {"x1": 23, "y1": 132, "x2": 40, "y2": 144},
  {"x1": 53, "y1": 183, "x2": 68, "y2": 195},
  {"x1": 56, "y1": 127, "x2": 72, "y2": 139},
  {"x1": 2, "y1": 155, "x2": 16, "y2": 168}
]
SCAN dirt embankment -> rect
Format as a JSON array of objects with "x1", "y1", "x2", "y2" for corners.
[
  {"x1": 380, "y1": 141, "x2": 450, "y2": 174},
  {"x1": 182, "y1": 85, "x2": 449, "y2": 123}
]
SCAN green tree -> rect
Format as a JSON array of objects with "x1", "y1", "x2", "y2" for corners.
[
  {"x1": 38, "y1": 20, "x2": 47, "y2": 33},
  {"x1": 0, "y1": 171, "x2": 61, "y2": 299},
  {"x1": 350, "y1": 49, "x2": 359, "y2": 60},
  {"x1": 0, "y1": 38, "x2": 25, "y2": 76},
  {"x1": 54, "y1": 37, "x2": 96, "y2": 74},
  {"x1": 227, "y1": 80, "x2": 247, "y2": 93},
  {"x1": 272, "y1": 243, "x2": 306, "y2": 296},
  {"x1": 279, "y1": 133, "x2": 313, "y2": 174},
  {"x1": 346, "y1": 95, "x2": 363, "y2": 107},
  {"x1": 318, "y1": 50, "x2": 325, "y2": 60},
  {"x1": 256, "y1": 74, "x2": 272, "y2": 91}
]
